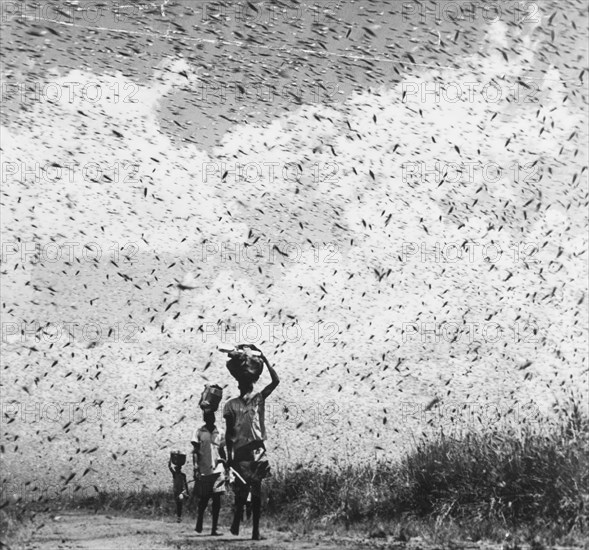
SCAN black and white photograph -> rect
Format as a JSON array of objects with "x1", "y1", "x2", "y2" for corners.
[{"x1": 1, "y1": 0, "x2": 588, "y2": 548}]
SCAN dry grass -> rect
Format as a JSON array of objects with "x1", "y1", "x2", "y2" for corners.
[
  {"x1": 265, "y1": 392, "x2": 588, "y2": 544},
  {"x1": 2, "y1": 393, "x2": 587, "y2": 547}
]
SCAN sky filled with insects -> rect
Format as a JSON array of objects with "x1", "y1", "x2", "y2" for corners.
[{"x1": 1, "y1": 0, "x2": 588, "y2": 493}]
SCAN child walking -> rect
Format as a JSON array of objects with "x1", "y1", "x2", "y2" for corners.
[
  {"x1": 168, "y1": 452, "x2": 189, "y2": 522},
  {"x1": 192, "y1": 405, "x2": 226, "y2": 535},
  {"x1": 223, "y1": 344, "x2": 279, "y2": 540}
]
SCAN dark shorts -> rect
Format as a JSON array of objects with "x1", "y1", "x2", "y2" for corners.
[
  {"x1": 233, "y1": 440, "x2": 266, "y2": 462},
  {"x1": 195, "y1": 473, "x2": 226, "y2": 497},
  {"x1": 232, "y1": 441, "x2": 270, "y2": 496}
]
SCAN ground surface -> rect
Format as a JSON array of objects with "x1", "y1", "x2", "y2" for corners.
[{"x1": 21, "y1": 511, "x2": 505, "y2": 550}]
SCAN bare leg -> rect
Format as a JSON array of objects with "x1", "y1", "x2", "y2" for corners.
[
  {"x1": 231, "y1": 486, "x2": 247, "y2": 535},
  {"x1": 251, "y1": 483, "x2": 261, "y2": 540},
  {"x1": 176, "y1": 498, "x2": 183, "y2": 522},
  {"x1": 211, "y1": 494, "x2": 222, "y2": 535},
  {"x1": 196, "y1": 494, "x2": 209, "y2": 532},
  {"x1": 246, "y1": 492, "x2": 252, "y2": 520}
]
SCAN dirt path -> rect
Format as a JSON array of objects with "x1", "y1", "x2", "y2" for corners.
[
  {"x1": 20, "y1": 512, "x2": 584, "y2": 550},
  {"x1": 23, "y1": 512, "x2": 409, "y2": 550}
]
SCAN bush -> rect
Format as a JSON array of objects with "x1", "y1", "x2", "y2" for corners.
[{"x1": 265, "y1": 398, "x2": 589, "y2": 539}]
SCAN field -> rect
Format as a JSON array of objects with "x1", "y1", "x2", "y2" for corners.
[{"x1": 3, "y1": 399, "x2": 588, "y2": 547}]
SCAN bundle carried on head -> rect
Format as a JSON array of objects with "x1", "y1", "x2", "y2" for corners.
[
  {"x1": 170, "y1": 451, "x2": 186, "y2": 467},
  {"x1": 199, "y1": 384, "x2": 223, "y2": 412},
  {"x1": 221, "y1": 344, "x2": 264, "y2": 384}
]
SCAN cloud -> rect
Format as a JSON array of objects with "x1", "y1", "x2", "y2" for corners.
[{"x1": 2, "y1": 58, "x2": 237, "y2": 255}]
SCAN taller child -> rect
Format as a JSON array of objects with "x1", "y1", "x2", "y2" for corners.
[{"x1": 223, "y1": 344, "x2": 279, "y2": 541}]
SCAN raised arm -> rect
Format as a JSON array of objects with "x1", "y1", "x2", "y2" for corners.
[
  {"x1": 260, "y1": 353, "x2": 279, "y2": 399},
  {"x1": 168, "y1": 458, "x2": 174, "y2": 474}
]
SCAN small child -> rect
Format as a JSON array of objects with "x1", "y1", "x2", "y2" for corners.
[
  {"x1": 192, "y1": 410, "x2": 226, "y2": 536},
  {"x1": 169, "y1": 453, "x2": 189, "y2": 522}
]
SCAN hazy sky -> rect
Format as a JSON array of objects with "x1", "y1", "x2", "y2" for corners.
[{"x1": 2, "y1": 0, "x2": 588, "y2": 488}]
